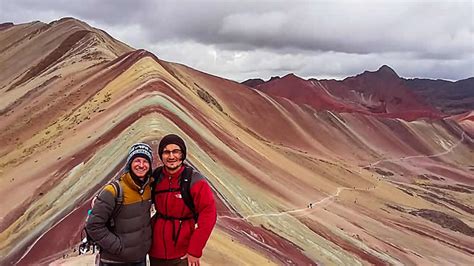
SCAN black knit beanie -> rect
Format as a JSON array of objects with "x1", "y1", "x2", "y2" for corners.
[{"x1": 158, "y1": 134, "x2": 186, "y2": 161}]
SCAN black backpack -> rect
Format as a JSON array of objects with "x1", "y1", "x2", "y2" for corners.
[
  {"x1": 79, "y1": 180, "x2": 123, "y2": 254},
  {"x1": 151, "y1": 165, "x2": 198, "y2": 222}
]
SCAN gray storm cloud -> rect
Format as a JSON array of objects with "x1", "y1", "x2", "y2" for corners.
[{"x1": 1, "y1": 0, "x2": 472, "y2": 81}]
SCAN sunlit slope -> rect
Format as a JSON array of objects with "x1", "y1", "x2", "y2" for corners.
[{"x1": 0, "y1": 18, "x2": 472, "y2": 265}]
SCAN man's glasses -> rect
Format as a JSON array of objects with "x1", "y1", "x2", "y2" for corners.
[{"x1": 162, "y1": 149, "x2": 182, "y2": 157}]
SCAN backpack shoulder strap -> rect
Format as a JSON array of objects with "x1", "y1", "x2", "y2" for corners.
[
  {"x1": 108, "y1": 180, "x2": 123, "y2": 226},
  {"x1": 110, "y1": 180, "x2": 123, "y2": 205},
  {"x1": 82, "y1": 178, "x2": 123, "y2": 251},
  {"x1": 151, "y1": 166, "x2": 163, "y2": 205},
  {"x1": 180, "y1": 166, "x2": 198, "y2": 222}
]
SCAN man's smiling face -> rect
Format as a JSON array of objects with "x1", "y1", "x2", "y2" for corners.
[{"x1": 162, "y1": 144, "x2": 183, "y2": 171}]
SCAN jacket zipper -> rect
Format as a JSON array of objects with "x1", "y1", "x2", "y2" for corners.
[
  {"x1": 134, "y1": 178, "x2": 146, "y2": 204},
  {"x1": 136, "y1": 178, "x2": 148, "y2": 250},
  {"x1": 163, "y1": 174, "x2": 172, "y2": 259}
]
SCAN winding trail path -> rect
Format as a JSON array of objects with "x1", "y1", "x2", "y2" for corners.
[{"x1": 218, "y1": 131, "x2": 469, "y2": 222}]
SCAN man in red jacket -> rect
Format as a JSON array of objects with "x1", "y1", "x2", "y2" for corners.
[{"x1": 150, "y1": 134, "x2": 217, "y2": 266}]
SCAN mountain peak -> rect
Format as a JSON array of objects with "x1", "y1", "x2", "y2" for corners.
[
  {"x1": 48, "y1": 17, "x2": 88, "y2": 28},
  {"x1": 241, "y1": 78, "x2": 265, "y2": 88},
  {"x1": 282, "y1": 73, "x2": 304, "y2": 81},
  {"x1": 375, "y1": 65, "x2": 399, "y2": 78},
  {"x1": 51, "y1": 17, "x2": 80, "y2": 23}
]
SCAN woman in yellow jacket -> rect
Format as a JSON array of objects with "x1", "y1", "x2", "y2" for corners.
[{"x1": 86, "y1": 143, "x2": 153, "y2": 266}]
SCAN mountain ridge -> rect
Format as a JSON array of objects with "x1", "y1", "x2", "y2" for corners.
[{"x1": 244, "y1": 66, "x2": 473, "y2": 116}]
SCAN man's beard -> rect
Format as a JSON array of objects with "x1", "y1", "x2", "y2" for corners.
[{"x1": 165, "y1": 162, "x2": 182, "y2": 171}]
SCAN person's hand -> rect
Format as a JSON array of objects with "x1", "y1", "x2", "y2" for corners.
[{"x1": 181, "y1": 254, "x2": 200, "y2": 266}]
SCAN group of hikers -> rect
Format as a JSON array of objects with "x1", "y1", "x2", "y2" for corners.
[{"x1": 85, "y1": 134, "x2": 217, "y2": 266}]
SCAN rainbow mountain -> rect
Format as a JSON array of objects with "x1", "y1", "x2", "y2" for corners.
[{"x1": 0, "y1": 18, "x2": 473, "y2": 265}]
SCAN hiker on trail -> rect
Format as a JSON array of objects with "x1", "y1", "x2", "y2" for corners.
[
  {"x1": 86, "y1": 143, "x2": 153, "y2": 266},
  {"x1": 149, "y1": 134, "x2": 217, "y2": 266}
]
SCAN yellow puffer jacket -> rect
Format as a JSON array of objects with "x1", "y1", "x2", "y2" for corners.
[{"x1": 86, "y1": 172, "x2": 152, "y2": 263}]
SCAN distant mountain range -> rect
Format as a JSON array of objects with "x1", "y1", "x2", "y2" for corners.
[{"x1": 243, "y1": 66, "x2": 474, "y2": 116}]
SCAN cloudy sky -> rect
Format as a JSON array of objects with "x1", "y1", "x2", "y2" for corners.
[{"x1": 1, "y1": 0, "x2": 472, "y2": 81}]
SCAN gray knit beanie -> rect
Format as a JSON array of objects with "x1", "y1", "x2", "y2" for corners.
[{"x1": 126, "y1": 143, "x2": 153, "y2": 169}]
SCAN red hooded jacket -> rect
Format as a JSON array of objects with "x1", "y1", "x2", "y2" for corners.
[{"x1": 149, "y1": 165, "x2": 217, "y2": 259}]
